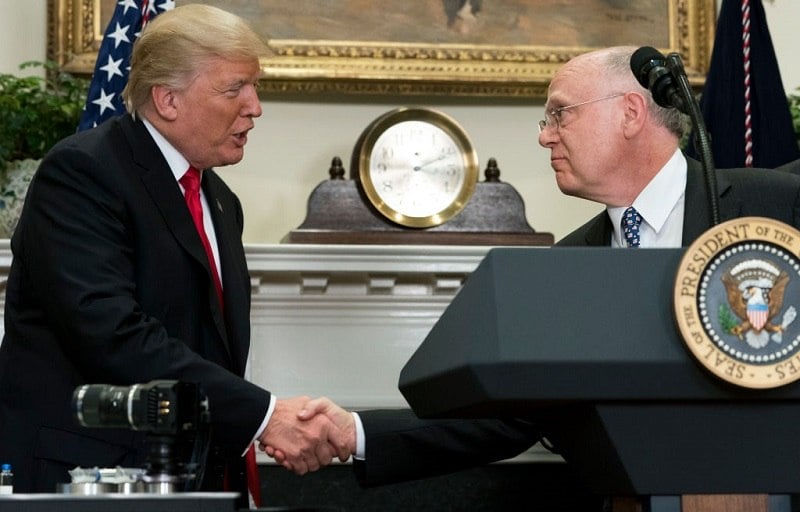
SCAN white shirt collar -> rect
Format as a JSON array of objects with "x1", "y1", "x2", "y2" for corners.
[
  {"x1": 607, "y1": 148, "x2": 687, "y2": 247},
  {"x1": 141, "y1": 119, "x2": 221, "y2": 277},
  {"x1": 141, "y1": 118, "x2": 194, "y2": 183}
]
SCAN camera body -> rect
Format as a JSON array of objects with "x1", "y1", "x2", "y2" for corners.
[
  {"x1": 73, "y1": 380, "x2": 208, "y2": 435},
  {"x1": 71, "y1": 380, "x2": 210, "y2": 492}
]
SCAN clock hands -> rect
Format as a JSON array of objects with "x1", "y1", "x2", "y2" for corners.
[{"x1": 412, "y1": 153, "x2": 451, "y2": 172}]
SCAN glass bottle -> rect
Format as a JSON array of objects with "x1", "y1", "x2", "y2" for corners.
[{"x1": 0, "y1": 463, "x2": 12, "y2": 494}]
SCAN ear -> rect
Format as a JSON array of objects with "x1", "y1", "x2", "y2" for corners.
[
  {"x1": 621, "y1": 91, "x2": 648, "y2": 139},
  {"x1": 150, "y1": 84, "x2": 178, "y2": 121}
]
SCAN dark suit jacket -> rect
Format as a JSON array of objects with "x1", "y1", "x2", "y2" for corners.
[
  {"x1": 354, "y1": 156, "x2": 800, "y2": 487},
  {"x1": 775, "y1": 157, "x2": 800, "y2": 176},
  {"x1": 0, "y1": 115, "x2": 269, "y2": 494},
  {"x1": 354, "y1": 410, "x2": 541, "y2": 486},
  {"x1": 558, "y1": 157, "x2": 800, "y2": 246}
]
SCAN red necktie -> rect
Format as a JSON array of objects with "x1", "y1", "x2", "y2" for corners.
[
  {"x1": 180, "y1": 167, "x2": 223, "y2": 307},
  {"x1": 179, "y1": 167, "x2": 262, "y2": 507}
]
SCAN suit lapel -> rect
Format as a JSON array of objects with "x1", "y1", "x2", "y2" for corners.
[
  {"x1": 583, "y1": 212, "x2": 614, "y2": 246},
  {"x1": 121, "y1": 117, "x2": 232, "y2": 357},
  {"x1": 203, "y1": 171, "x2": 251, "y2": 374},
  {"x1": 681, "y1": 158, "x2": 735, "y2": 245}
]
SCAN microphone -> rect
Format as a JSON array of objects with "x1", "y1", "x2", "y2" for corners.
[
  {"x1": 629, "y1": 46, "x2": 720, "y2": 226},
  {"x1": 630, "y1": 46, "x2": 689, "y2": 114}
]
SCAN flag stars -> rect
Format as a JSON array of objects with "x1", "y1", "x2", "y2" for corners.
[
  {"x1": 117, "y1": 0, "x2": 139, "y2": 16},
  {"x1": 92, "y1": 89, "x2": 117, "y2": 116},
  {"x1": 99, "y1": 55, "x2": 124, "y2": 82},
  {"x1": 107, "y1": 22, "x2": 132, "y2": 49},
  {"x1": 79, "y1": 2, "x2": 171, "y2": 131}
]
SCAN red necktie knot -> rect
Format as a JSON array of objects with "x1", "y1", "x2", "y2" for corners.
[{"x1": 180, "y1": 166, "x2": 202, "y2": 194}]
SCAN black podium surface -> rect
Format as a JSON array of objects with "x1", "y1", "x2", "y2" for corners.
[
  {"x1": 398, "y1": 248, "x2": 800, "y2": 496},
  {"x1": 0, "y1": 492, "x2": 237, "y2": 512}
]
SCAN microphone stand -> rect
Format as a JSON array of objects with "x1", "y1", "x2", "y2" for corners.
[{"x1": 666, "y1": 53, "x2": 720, "y2": 226}]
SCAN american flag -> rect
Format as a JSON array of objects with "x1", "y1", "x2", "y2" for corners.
[
  {"x1": 77, "y1": 0, "x2": 175, "y2": 131},
  {"x1": 688, "y1": 0, "x2": 799, "y2": 168}
]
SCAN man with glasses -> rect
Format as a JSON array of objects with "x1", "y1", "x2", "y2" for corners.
[
  {"x1": 265, "y1": 46, "x2": 800, "y2": 491},
  {"x1": 539, "y1": 46, "x2": 800, "y2": 248}
]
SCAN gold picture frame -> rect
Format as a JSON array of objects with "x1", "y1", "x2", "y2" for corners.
[{"x1": 47, "y1": 0, "x2": 716, "y2": 98}]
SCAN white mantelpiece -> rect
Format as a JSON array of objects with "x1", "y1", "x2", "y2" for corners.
[{"x1": 244, "y1": 244, "x2": 491, "y2": 410}]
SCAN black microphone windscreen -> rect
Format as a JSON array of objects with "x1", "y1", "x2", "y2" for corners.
[{"x1": 630, "y1": 46, "x2": 666, "y2": 88}]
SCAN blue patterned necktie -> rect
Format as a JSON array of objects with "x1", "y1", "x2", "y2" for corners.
[{"x1": 622, "y1": 206, "x2": 643, "y2": 248}]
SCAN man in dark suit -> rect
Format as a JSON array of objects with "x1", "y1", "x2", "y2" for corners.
[
  {"x1": 0, "y1": 4, "x2": 347, "y2": 503},
  {"x1": 267, "y1": 45, "x2": 800, "y2": 487},
  {"x1": 558, "y1": 157, "x2": 800, "y2": 246}
]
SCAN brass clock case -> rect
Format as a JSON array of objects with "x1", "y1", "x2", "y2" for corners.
[{"x1": 352, "y1": 107, "x2": 479, "y2": 228}]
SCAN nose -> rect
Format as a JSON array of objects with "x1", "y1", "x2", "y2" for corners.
[
  {"x1": 242, "y1": 83, "x2": 263, "y2": 118},
  {"x1": 538, "y1": 126, "x2": 557, "y2": 148}
]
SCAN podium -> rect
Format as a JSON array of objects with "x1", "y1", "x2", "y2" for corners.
[{"x1": 399, "y1": 248, "x2": 800, "y2": 512}]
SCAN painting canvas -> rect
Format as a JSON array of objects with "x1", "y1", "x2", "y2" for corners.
[
  {"x1": 51, "y1": 0, "x2": 715, "y2": 97},
  {"x1": 185, "y1": 0, "x2": 670, "y2": 47}
]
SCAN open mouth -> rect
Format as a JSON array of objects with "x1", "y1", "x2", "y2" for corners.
[{"x1": 232, "y1": 130, "x2": 249, "y2": 146}]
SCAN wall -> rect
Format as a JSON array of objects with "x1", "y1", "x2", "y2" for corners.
[{"x1": 2, "y1": 1, "x2": 800, "y2": 244}]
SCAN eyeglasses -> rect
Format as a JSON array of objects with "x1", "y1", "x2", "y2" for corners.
[{"x1": 538, "y1": 93, "x2": 626, "y2": 133}]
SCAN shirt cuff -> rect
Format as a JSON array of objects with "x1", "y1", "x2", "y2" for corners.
[
  {"x1": 242, "y1": 394, "x2": 276, "y2": 457},
  {"x1": 353, "y1": 411, "x2": 366, "y2": 460}
]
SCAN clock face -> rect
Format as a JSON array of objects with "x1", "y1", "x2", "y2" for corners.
[
  {"x1": 355, "y1": 108, "x2": 479, "y2": 228},
  {"x1": 369, "y1": 120, "x2": 466, "y2": 219}
]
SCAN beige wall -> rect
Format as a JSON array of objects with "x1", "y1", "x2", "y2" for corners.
[{"x1": 2, "y1": 1, "x2": 800, "y2": 244}]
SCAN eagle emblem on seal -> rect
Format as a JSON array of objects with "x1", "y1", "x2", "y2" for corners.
[{"x1": 720, "y1": 259, "x2": 797, "y2": 349}]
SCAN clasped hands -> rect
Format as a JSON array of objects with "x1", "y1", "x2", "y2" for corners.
[{"x1": 257, "y1": 396, "x2": 355, "y2": 474}]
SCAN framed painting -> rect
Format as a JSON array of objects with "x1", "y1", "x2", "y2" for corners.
[{"x1": 47, "y1": 0, "x2": 716, "y2": 98}]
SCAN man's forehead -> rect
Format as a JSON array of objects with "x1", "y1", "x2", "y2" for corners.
[
  {"x1": 198, "y1": 58, "x2": 260, "y2": 82},
  {"x1": 547, "y1": 61, "x2": 597, "y2": 104}
]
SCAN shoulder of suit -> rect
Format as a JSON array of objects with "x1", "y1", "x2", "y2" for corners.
[
  {"x1": 555, "y1": 211, "x2": 609, "y2": 246},
  {"x1": 774, "y1": 158, "x2": 800, "y2": 175}
]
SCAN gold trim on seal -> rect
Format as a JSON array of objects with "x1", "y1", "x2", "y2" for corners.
[{"x1": 674, "y1": 217, "x2": 800, "y2": 389}]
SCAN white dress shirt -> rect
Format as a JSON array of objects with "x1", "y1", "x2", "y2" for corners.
[{"x1": 607, "y1": 148, "x2": 687, "y2": 249}]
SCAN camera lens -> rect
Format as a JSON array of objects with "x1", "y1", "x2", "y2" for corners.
[
  {"x1": 73, "y1": 384, "x2": 138, "y2": 428},
  {"x1": 73, "y1": 380, "x2": 208, "y2": 436}
]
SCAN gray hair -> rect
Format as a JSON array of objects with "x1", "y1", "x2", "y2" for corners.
[
  {"x1": 123, "y1": 4, "x2": 267, "y2": 116},
  {"x1": 603, "y1": 46, "x2": 688, "y2": 138}
]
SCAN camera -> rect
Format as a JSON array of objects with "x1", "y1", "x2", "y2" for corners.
[
  {"x1": 72, "y1": 380, "x2": 210, "y2": 492},
  {"x1": 73, "y1": 380, "x2": 208, "y2": 435}
]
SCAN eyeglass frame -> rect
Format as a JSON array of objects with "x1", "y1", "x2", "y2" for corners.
[{"x1": 538, "y1": 92, "x2": 626, "y2": 133}]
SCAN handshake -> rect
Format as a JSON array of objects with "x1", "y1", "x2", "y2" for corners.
[{"x1": 257, "y1": 396, "x2": 356, "y2": 474}]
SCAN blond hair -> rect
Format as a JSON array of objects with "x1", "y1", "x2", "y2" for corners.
[{"x1": 122, "y1": 4, "x2": 267, "y2": 116}]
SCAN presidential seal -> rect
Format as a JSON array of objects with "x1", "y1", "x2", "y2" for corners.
[{"x1": 674, "y1": 217, "x2": 800, "y2": 388}]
